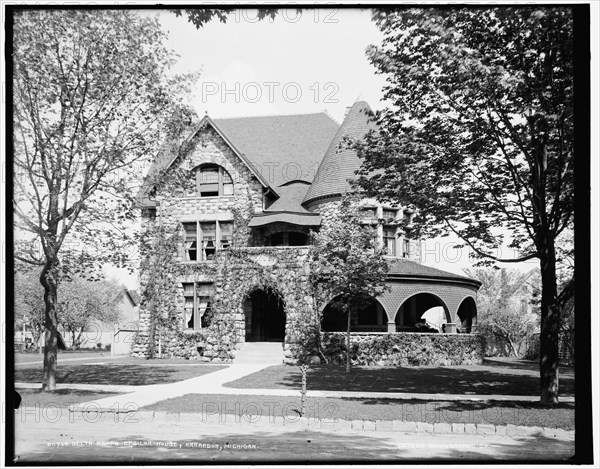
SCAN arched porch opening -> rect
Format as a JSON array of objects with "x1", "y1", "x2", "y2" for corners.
[
  {"x1": 243, "y1": 287, "x2": 286, "y2": 342},
  {"x1": 395, "y1": 293, "x2": 450, "y2": 333},
  {"x1": 457, "y1": 297, "x2": 477, "y2": 333},
  {"x1": 322, "y1": 296, "x2": 387, "y2": 332}
]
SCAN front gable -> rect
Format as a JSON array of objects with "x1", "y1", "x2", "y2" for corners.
[{"x1": 142, "y1": 116, "x2": 272, "y2": 206}]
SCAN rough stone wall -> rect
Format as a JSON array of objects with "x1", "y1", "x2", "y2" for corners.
[
  {"x1": 321, "y1": 332, "x2": 485, "y2": 366},
  {"x1": 133, "y1": 123, "x2": 265, "y2": 359}
]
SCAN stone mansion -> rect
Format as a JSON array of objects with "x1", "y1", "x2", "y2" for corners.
[{"x1": 133, "y1": 101, "x2": 481, "y2": 363}]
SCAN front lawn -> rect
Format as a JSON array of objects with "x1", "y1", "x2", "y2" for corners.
[
  {"x1": 223, "y1": 359, "x2": 575, "y2": 396},
  {"x1": 15, "y1": 388, "x2": 122, "y2": 408},
  {"x1": 140, "y1": 393, "x2": 575, "y2": 429},
  {"x1": 15, "y1": 361, "x2": 228, "y2": 386}
]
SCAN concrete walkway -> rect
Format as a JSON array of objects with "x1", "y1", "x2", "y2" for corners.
[
  {"x1": 69, "y1": 364, "x2": 272, "y2": 412},
  {"x1": 58, "y1": 364, "x2": 575, "y2": 413}
]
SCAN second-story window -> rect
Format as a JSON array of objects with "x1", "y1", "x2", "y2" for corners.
[
  {"x1": 196, "y1": 164, "x2": 234, "y2": 197},
  {"x1": 382, "y1": 209, "x2": 397, "y2": 220},
  {"x1": 403, "y1": 238, "x2": 411, "y2": 258},
  {"x1": 183, "y1": 220, "x2": 233, "y2": 261},
  {"x1": 383, "y1": 226, "x2": 396, "y2": 256},
  {"x1": 360, "y1": 207, "x2": 377, "y2": 219}
]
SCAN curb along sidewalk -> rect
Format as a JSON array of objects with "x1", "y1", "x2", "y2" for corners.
[
  {"x1": 136, "y1": 411, "x2": 575, "y2": 440},
  {"x1": 15, "y1": 405, "x2": 575, "y2": 442}
]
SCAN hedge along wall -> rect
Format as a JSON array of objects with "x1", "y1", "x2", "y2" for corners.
[{"x1": 320, "y1": 332, "x2": 485, "y2": 366}]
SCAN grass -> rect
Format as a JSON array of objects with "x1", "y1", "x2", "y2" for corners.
[
  {"x1": 15, "y1": 388, "x2": 122, "y2": 408},
  {"x1": 141, "y1": 393, "x2": 575, "y2": 430},
  {"x1": 15, "y1": 360, "x2": 228, "y2": 386},
  {"x1": 223, "y1": 358, "x2": 575, "y2": 397}
]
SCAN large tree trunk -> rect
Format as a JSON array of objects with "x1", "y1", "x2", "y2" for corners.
[
  {"x1": 41, "y1": 260, "x2": 59, "y2": 391},
  {"x1": 539, "y1": 243, "x2": 560, "y2": 406}
]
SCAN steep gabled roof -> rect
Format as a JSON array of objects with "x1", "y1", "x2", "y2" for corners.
[
  {"x1": 302, "y1": 101, "x2": 377, "y2": 206},
  {"x1": 213, "y1": 112, "x2": 339, "y2": 188},
  {"x1": 138, "y1": 112, "x2": 339, "y2": 207},
  {"x1": 113, "y1": 287, "x2": 140, "y2": 306}
]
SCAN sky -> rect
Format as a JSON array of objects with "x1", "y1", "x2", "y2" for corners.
[
  {"x1": 104, "y1": 7, "x2": 540, "y2": 289},
  {"x1": 148, "y1": 8, "x2": 388, "y2": 122}
]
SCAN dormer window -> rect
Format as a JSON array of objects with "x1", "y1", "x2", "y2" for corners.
[{"x1": 196, "y1": 164, "x2": 234, "y2": 197}]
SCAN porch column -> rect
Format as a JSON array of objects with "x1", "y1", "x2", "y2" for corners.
[
  {"x1": 445, "y1": 322, "x2": 457, "y2": 334},
  {"x1": 387, "y1": 322, "x2": 396, "y2": 333}
]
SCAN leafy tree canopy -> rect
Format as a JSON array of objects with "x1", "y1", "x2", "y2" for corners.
[
  {"x1": 356, "y1": 7, "x2": 573, "y2": 265},
  {"x1": 354, "y1": 7, "x2": 574, "y2": 405},
  {"x1": 12, "y1": 9, "x2": 192, "y2": 390},
  {"x1": 171, "y1": 8, "x2": 288, "y2": 28}
]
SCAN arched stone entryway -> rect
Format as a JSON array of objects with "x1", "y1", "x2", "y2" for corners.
[
  {"x1": 457, "y1": 296, "x2": 477, "y2": 333},
  {"x1": 243, "y1": 288, "x2": 286, "y2": 342},
  {"x1": 395, "y1": 292, "x2": 451, "y2": 332},
  {"x1": 322, "y1": 296, "x2": 387, "y2": 332}
]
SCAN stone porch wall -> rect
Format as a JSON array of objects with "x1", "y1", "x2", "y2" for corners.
[{"x1": 320, "y1": 332, "x2": 485, "y2": 366}]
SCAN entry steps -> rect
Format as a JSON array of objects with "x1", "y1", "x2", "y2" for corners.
[{"x1": 233, "y1": 341, "x2": 285, "y2": 365}]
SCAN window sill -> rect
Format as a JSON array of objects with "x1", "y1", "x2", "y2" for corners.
[
  {"x1": 180, "y1": 260, "x2": 216, "y2": 265},
  {"x1": 179, "y1": 195, "x2": 236, "y2": 200}
]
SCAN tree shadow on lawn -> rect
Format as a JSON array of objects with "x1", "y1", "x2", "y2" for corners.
[
  {"x1": 227, "y1": 365, "x2": 575, "y2": 396},
  {"x1": 353, "y1": 398, "x2": 575, "y2": 428},
  {"x1": 16, "y1": 388, "x2": 121, "y2": 407},
  {"x1": 14, "y1": 364, "x2": 226, "y2": 386},
  {"x1": 482, "y1": 357, "x2": 574, "y2": 374}
]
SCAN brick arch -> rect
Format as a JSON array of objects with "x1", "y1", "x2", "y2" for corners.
[
  {"x1": 394, "y1": 291, "x2": 452, "y2": 326},
  {"x1": 378, "y1": 280, "x2": 479, "y2": 327},
  {"x1": 320, "y1": 294, "x2": 389, "y2": 333},
  {"x1": 456, "y1": 296, "x2": 478, "y2": 333},
  {"x1": 319, "y1": 293, "x2": 390, "y2": 320}
]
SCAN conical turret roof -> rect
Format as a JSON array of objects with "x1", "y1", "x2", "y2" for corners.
[{"x1": 302, "y1": 101, "x2": 377, "y2": 207}]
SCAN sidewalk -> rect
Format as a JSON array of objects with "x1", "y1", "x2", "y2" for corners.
[{"x1": 13, "y1": 408, "x2": 575, "y2": 462}]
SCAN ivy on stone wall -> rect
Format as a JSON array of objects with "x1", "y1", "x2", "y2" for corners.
[{"x1": 136, "y1": 220, "x2": 181, "y2": 358}]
